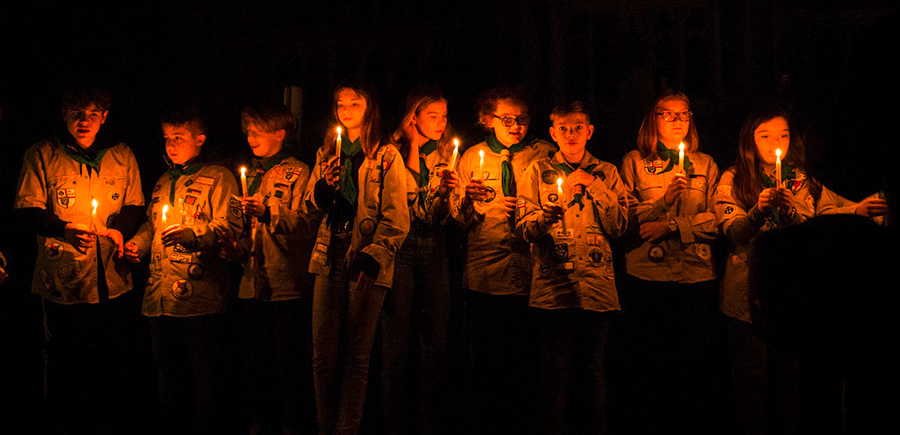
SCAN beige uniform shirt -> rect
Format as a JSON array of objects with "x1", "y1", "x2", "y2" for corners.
[
  {"x1": 714, "y1": 168, "x2": 815, "y2": 321},
  {"x1": 517, "y1": 151, "x2": 630, "y2": 311},
  {"x1": 346, "y1": 144, "x2": 410, "y2": 288},
  {"x1": 306, "y1": 146, "x2": 343, "y2": 278},
  {"x1": 412, "y1": 146, "x2": 461, "y2": 226},
  {"x1": 455, "y1": 137, "x2": 556, "y2": 296},
  {"x1": 238, "y1": 156, "x2": 316, "y2": 301},
  {"x1": 129, "y1": 164, "x2": 242, "y2": 317},
  {"x1": 620, "y1": 149, "x2": 720, "y2": 283},
  {"x1": 15, "y1": 139, "x2": 144, "y2": 304}
]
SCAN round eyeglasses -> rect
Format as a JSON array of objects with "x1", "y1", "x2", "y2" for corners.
[
  {"x1": 492, "y1": 114, "x2": 530, "y2": 127},
  {"x1": 656, "y1": 111, "x2": 692, "y2": 122}
]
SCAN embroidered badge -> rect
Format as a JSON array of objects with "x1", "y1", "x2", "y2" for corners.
[
  {"x1": 171, "y1": 280, "x2": 193, "y2": 300},
  {"x1": 805, "y1": 193, "x2": 815, "y2": 210},
  {"x1": 39, "y1": 269, "x2": 55, "y2": 291},
  {"x1": 105, "y1": 178, "x2": 116, "y2": 186},
  {"x1": 186, "y1": 188, "x2": 202, "y2": 195},
  {"x1": 108, "y1": 191, "x2": 121, "y2": 202},
  {"x1": 284, "y1": 167, "x2": 302, "y2": 182},
  {"x1": 229, "y1": 196, "x2": 243, "y2": 219},
  {"x1": 184, "y1": 195, "x2": 197, "y2": 205},
  {"x1": 694, "y1": 243, "x2": 712, "y2": 261},
  {"x1": 541, "y1": 170, "x2": 560, "y2": 185},
  {"x1": 483, "y1": 186, "x2": 496, "y2": 203},
  {"x1": 548, "y1": 193, "x2": 559, "y2": 203},
  {"x1": 194, "y1": 176, "x2": 215, "y2": 186},
  {"x1": 724, "y1": 205, "x2": 735, "y2": 216},
  {"x1": 648, "y1": 244, "x2": 666, "y2": 263},
  {"x1": 359, "y1": 218, "x2": 377, "y2": 236},
  {"x1": 56, "y1": 188, "x2": 76, "y2": 208},
  {"x1": 274, "y1": 190, "x2": 285, "y2": 199},
  {"x1": 46, "y1": 243, "x2": 63, "y2": 261},
  {"x1": 644, "y1": 160, "x2": 664, "y2": 175},
  {"x1": 589, "y1": 248, "x2": 604, "y2": 266},
  {"x1": 552, "y1": 243, "x2": 569, "y2": 262}
]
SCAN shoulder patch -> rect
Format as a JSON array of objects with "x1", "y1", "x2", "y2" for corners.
[
  {"x1": 284, "y1": 166, "x2": 302, "y2": 182},
  {"x1": 229, "y1": 196, "x2": 243, "y2": 219},
  {"x1": 541, "y1": 170, "x2": 559, "y2": 185},
  {"x1": 644, "y1": 160, "x2": 664, "y2": 175}
]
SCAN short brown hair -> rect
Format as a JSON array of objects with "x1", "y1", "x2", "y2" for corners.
[
  {"x1": 475, "y1": 85, "x2": 530, "y2": 130},
  {"x1": 61, "y1": 86, "x2": 112, "y2": 113},
  {"x1": 161, "y1": 106, "x2": 206, "y2": 136},
  {"x1": 240, "y1": 104, "x2": 296, "y2": 136},
  {"x1": 550, "y1": 100, "x2": 591, "y2": 124}
]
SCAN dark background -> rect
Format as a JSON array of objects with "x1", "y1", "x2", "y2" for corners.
[{"x1": 1, "y1": 0, "x2": 897, "y2": 432}]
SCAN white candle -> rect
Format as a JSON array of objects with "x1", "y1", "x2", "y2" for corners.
[
  {"x1": 775, "y1": 148, "x2": 782, "y2": 187},
  {"x1": 91, "y1": 198, "x2": 98, "y2": 218},
  {"x1": 449, "y1": 138, "x2": 459, "y2": 171},
  {"x1": 240, "y1": 166, "x2": 248, "y2": 198},
  {"x1": 557, "y1": 177, "x2": 567, "y2": 233},
  {"x1": 336, "y1": 126, "x2": 343, "y2": 158},
  {"x1": 162, "y1": 204, "x2": 168, "y2": 226},
  {"x1": 678, "y1": 142, "x2": 685, "y2": 173},
  {"x1": 478, "y1": 150, "x2": 485, "y2": 180}
]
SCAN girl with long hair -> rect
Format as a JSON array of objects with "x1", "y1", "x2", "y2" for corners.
[{"x1": 305, "y1": 80, "x2": 410, "y2": 435}]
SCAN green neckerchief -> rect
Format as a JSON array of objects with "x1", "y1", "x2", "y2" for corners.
[
  {"x1": 62, "y1": 142, "x2": 109, "y2": 175},
  {"x1": 166, "y1": 156, "x2": 203, "y2": 205},
  {"x1": 339, "y1": 137, "x2": 363, "y2": 205},
  {"x1": 760, "y1": 162, "x2": 796, "y2": 224},
  {"x1": 655, "y1": 141, "x2": 693, "y2": 175},
  {"x1": 485, "y1": 133, "x2": 531, "y2": 197},
  {"x1": 248, "y1": 151, "x2": 288, "y2": 196},
  {"x1": 418, "y1": 140, "x2": 438, "y2": 209},
  {"x1": 551, "y1": 160, "x2": 598, "y2": 210}
]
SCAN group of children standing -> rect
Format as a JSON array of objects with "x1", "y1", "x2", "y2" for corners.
[{"x1": 12, "y1": 83, "x2": 889, "y2": 435}]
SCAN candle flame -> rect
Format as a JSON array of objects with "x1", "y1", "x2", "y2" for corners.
[
  {"x1": 162, "y1": 204, "x2": 168, "y2": 216},
  {"x1": 91, "y1": 199, "x2": 98, "y2": 215},
  {"x1": 678, "y1": 142, "x2": 685, "y2": 152},
  {"x1": 479, "y1": 150, "x2": 484, "y2": 158},
  {"x1": 336, "y1": 126, "x2": 342, "y2": 136},
  {"x1": 240, "y1": 166, "x2": 247, "y2": 175},
  {"x1": 453, "y1": 138, "x2": 459, "y2": 147},
  {"x1": 775, "y1": 148, "x2": 782, "y2": 158}
]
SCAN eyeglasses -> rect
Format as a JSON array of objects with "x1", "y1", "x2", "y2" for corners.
[
  {"x1": 67, "y1": 110, "x2": 104, "y2": 122},
  {"x1": 492, "y1": 114, "x2": 530, "y2": 127},
  {"x1": 656, "y1": 111, "x2": 692, "y2": 122}
]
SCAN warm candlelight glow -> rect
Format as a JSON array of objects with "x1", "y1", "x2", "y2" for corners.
[
  {"x1": 478, "y1": 149, "x2": 485, "y2": 180},
  {"x1": 556, "y1": 177, "x2": 567, "y2": 233},
  {"x1": 336, "y1": 126, "x2": 343, "y2": 158},
  {"x1": 449, "y1": 138, "x2": 459, "y2": 171},
  {"x1": 678, "y1": 142, "x2": 685, "y2": 173},
  {"x1": 557, "y1": 177, "x2": 563, "y2": 200},
  {"x1": 775, "y1": 148, "x2": 782, "y2": 187},
  {"x1": 240, "y1": 166, "x2": 248, "y2": 198},
  {"x1": 162, "y1": 204, "x2": 168, "y2": 226}
]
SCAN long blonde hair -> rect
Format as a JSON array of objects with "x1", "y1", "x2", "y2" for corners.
[
  {"x1": 322, "y1": 79, "x2": 383, "y2": 158},
  {"x1": 392, "y1": 86, "x2": 454, "y2": 162}
]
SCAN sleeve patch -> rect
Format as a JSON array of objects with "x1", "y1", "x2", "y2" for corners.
[
  {"x1": 194, "y1": 176, "x2": 215, "y2": 186},
  {"x1": 229, "y1": 196, "x2": 243, "y2": 219},
  {"x1": 715, "y1": 185, "x2": 732, "y2": 197}
]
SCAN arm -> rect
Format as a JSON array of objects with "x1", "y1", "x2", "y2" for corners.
[
  {"x1": 357, "y1": 147, "x2": 411, "y2": 280},
  {"x1": 516, "y1": 162, "x2": 551, "y2": 243},
  {"x1": 714, "y1": 170, "x2": 761, "y2": 246},
  {"x1": 671, "y1": 158, "x2": 720, "y2": 244},
  {"x1": 589, "y1": 165, "x2": 630, "y2": 239},
  {"x1": 14, "y1": 146, "x2": 67, "y2": 237},
  {"x1": 267, "y1": 164, "x2": 317, "y2": 240},
  {"x1": 181, "y1": 169, "x2": 242, "y2": 251}
]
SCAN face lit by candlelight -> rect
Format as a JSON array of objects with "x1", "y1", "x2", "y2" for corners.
[
  {"x1": 655, "y1": 98, "x2": 690, "y2": 147},
  {"x1": 336, "y1": 88, "x2": 368, "y2": 133},
  {"x1": 413, "y1": 100, "x2": 448, "y2": 142},
  {"x1": 64, "y1": 104, "x2": 107, "y2": 149},
  {"x1": 246, "y1": 123, "x2": 285, "y2": 158},
  {"x1": 550, "y1": 112, "x2": 593, "y2": 163},
  {"x1": 489, "y1": 99, "x2": 529, "y2": 146},
  {"x1": 753, "y1": 116, "x2": 790, "y2": 166},
  {"x1": 163, "y1": 123, "x2": 206, "y2": 165}
]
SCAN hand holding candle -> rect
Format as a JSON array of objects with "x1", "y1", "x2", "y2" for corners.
[
  {"x1": 240, "y1": 166, "x2": 249, "y2": 198},
  {"x1": 557, "y1": 177, "x2": 567, "y2": 233},
  {"x1": 775, "y1": 148, "x2": 782, "y2": 187}
]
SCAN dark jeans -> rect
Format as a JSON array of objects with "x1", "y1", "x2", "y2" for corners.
[
  {"x1": 465, "y1": 291, "x2": 535, "y2": 435},
  {"x1": 237, "y1": 298, "x2": 316, "y2": 434},
  {"x1": 150, "y1": 313, "x2": 226, "y2": 435},
  {"x1": 43, "y1": 291, "x2": 150, "y2": 435},
  {"x1": 535, "y1": 308, "x2": 612, "y2": 435},
  {"x1": 312, "y1": 236, "x2": 387, "y2": 435},
  {"x1": 615, "y1": 275, "x2": 724, "y2": 435}
]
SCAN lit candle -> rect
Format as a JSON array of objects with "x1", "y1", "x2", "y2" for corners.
[
  {"x1": 557, "y1": 177, "x2": 567, "y2": 233},
  {"x1": 449, "y1": 138, "x2": 459, "y2": 172},
  {"x1": 162, "y1": 204, "x2": 168, "y2": 226},
  {"x1": 478, "y1": 150, "x2": 485, "y2": 180},
  {"x1": 336, "y1": 126, "x2": 343, "y2": 158},
  {"x1": 678, "y1": 142, "x2": 685, "y2": 174},
  {"x1": 775, "y1": 148, "x2": 782, "y2": 187},
  {"x1": 240, "y1": 166, "x2": 248, "y2": 198},
  {"x1": 91, "y1": 198, "x2": 98, "y2": 230}
]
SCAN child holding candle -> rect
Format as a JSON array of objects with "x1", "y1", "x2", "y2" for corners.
[
  {"x1": 227, "y1": 104, "x2": 316, "y2": 434},
  {"x1": 14, "y1": 85, "x2": 146, "y2": 432},
  {"x1": 123, "y1": 108, "x2": 242, "y2": 434},
  {"x1": 381, "y1": 86, "x2": 459, "y2": 435},
  {"x1": 517, "y1": 101, "x2": 629, "y2": 434},
  {"x1": 714, "y1": 106, "x2": 814, "y2": 435},
  {"x1": 618, "y1": 89, "x2": 721, "y2": 433},
  {"x1": 306, "y1": 80, "x2": 409, "y2": 435},
  {"x1": 454, "y1": 85, "x2": 556, "y2": 435}
]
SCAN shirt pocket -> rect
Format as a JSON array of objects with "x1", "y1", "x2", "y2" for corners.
[
  {"x1": 636, "y1": 174, "x2": 665, "y2": 202},
  {"x1": 687, "y1": 175, "x2": 709, "y2": 210},
  {"x1": 101, "y1": 176, "x2": 129, "y2": 213}
]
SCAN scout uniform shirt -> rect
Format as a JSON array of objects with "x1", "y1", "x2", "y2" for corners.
[
  {"x1": 714, "y1": 166, "x2": 815, "y2": 322},
  {"x1": 129, "y1": 158, "x2": 242, "y2": 317},
  {"x1": 620, "y1": 146, "x2": 720, "y2": 283},
  {"x1": 411, "y1": 140, "x2": 461, "y2": 226},
  {"x1": 455, "y1": 134, "x2": 557, "y2": 296},
  {"x1": 517, "y1": 151, "x2": 630, "y2": 311},
  {"x1": 237, "y1": 153, "x2": 315, "y2": 301},
  {"x1": 346, "y1": 144, "x2": 410, "y2": 288},
  {"x1": 15, "y1": 137, "x2": 144, "y2": 304}
]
